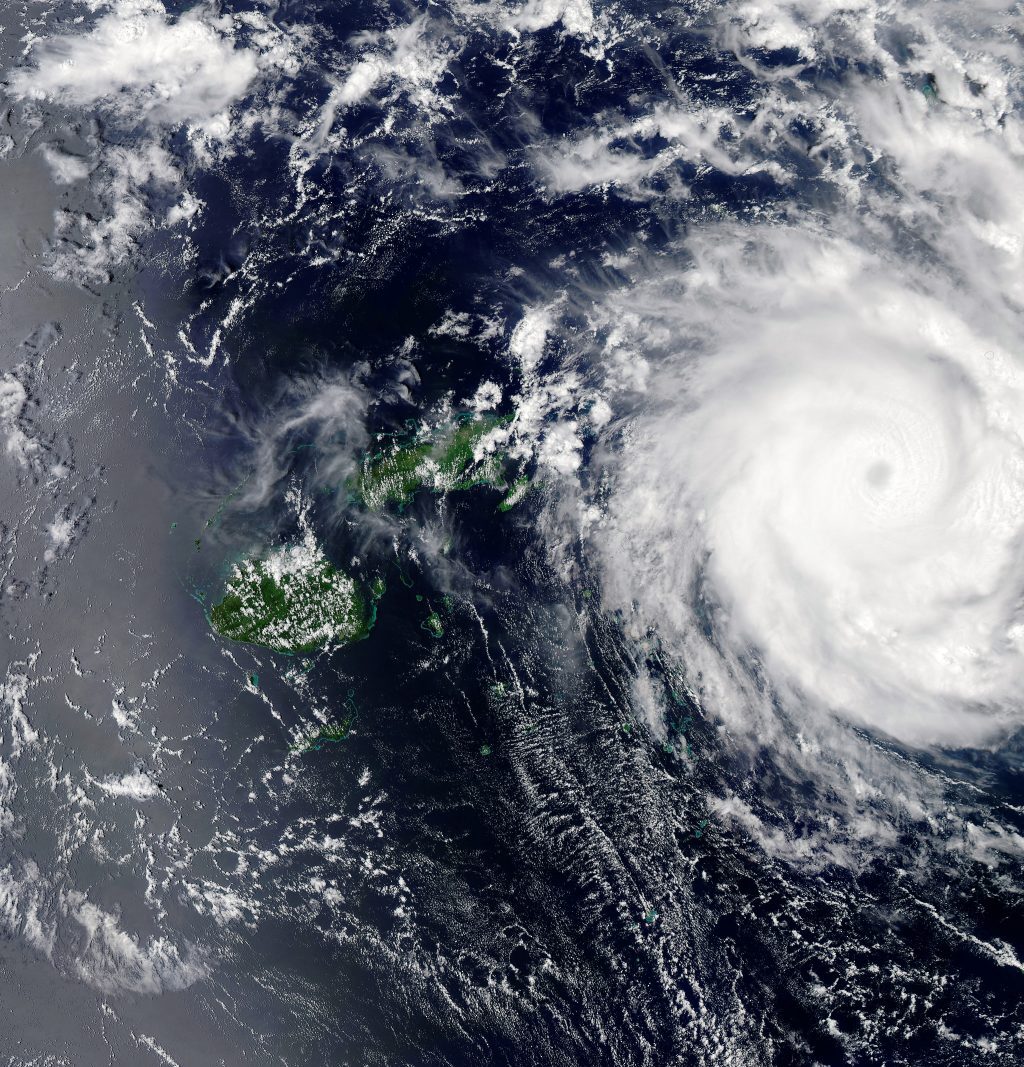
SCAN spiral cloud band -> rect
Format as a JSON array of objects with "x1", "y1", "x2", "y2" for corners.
[{"x1": 596, "y1": 230, "x2": 1024, "y2": 749}]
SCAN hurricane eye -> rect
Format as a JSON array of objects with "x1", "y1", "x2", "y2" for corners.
[{"x1": 864, "y1": 460, "x2": 893, "y2": 488}]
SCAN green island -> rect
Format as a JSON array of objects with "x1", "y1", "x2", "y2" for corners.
[
  {"x1": 289, "y1": 689, "x2": 359, "y2": 754},
  {"x1": 290, "y1": 715, "x2": 356, "y2": 753},
  {"x1": 353, "y1": 415, "x2": 517, "y2": 510},
  {"x1": 210, "y1": 533, "x2": 369, "y2": 654},
  {"x1": 498, "y1": 475, "x2": 531, "y2": 512}
]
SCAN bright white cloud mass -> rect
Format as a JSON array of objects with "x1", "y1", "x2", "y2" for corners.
[
  {"x1": 526, "y1": 0, "x2": 1024, "y2": 754},
  {"x1": 7, "y1": 0, "x2": 300, "y2": 280},
  {"x1": 8, "y1": 0, "x2": 260, "y2": 130},
  {"x1": 596, "y1": 229, "x2": 1024, "y2": 748},
  {"x1": 476, "y1": 0, "x2": 1024, "y2": 865}
]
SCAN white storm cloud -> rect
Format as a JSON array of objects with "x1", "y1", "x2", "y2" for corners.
[{"x1": 594, "y1": 227, "x2": 1024, "y2": 750}]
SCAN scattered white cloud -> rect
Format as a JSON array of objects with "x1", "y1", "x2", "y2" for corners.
[
  {"x1": 498, "y1": 303, "x2": 588, "y2": 479},
  {"x1": 507, "y1": 0, "x2": 597, "y2": 40},
  {"x1": 0, "y1": 375, "x2": 40, "y2": 468},
  {"x1": 295, "y1": 14, "x2": 457, "y2": 178},
  {"x1": 467, "y1": 380, "x2": 503, "y2": 412},
  {"x1": 68, "y1": 890, "x2": 207, "y2": 995},
  {"x1": 0, "y1": 861, "x2": 55, "y2": 958},
  {"x1": 10, "y1": 0, "x2": 260, "y2": 135},
  {"x1": 95, "y1": 770, "x2": 161, "y2": 800},
  {"x1": 185, "y1": 881, "x2": 258, "y2": 927},
  {"x1": 537, "y1": 102, "x2": 768, "y2": 195},
  {"x1": 38, "y1": 144, "x2": 91, "y2": 185},
  {"x1": 7, "y1": 0, "x2": 303, "y2": 282}
]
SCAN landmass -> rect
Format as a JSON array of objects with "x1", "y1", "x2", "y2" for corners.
[
  {"x1": 353, "y1": 414, "x2": 514, "y2": 510},
  {"x1": 498, "y1": 475, "x2": 531, "y2": 512},
  {"x1": 210, "y1": 531, "x2": 369, "y2": 654}
]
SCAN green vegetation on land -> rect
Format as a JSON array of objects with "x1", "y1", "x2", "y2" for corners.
[
  {"x1": 210, "y1": 536, "x2": 368, "y2": 654},
  {"x1": 290, "y1": 714, "x2": 356, "y2": 753},
  {"x1": 353, "y1": 415, "x2": 511, "y2": 510},
  {"x1": 498, "y1": 475, "x2": 531, "y2": 512},
  {"x1": 289, "y1": 689, "x2": 360, "y2": 754}
]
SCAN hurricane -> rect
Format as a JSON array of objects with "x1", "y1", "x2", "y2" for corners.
[{"x1": 596, "y1": 228, "x2": 1024, "y2": 749}]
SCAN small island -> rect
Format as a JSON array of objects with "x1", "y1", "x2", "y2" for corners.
[{"x1": 211, "y1": 532, "x2": 368, "y2": 654}]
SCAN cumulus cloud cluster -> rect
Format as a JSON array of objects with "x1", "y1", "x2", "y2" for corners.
[
  {"x1": 8, "y1": 0, "x2": 261, "y2": 132},
  {"x1": 7, "y1": 0, "x2": 301, "y2": 281},
  {"x1": 69, "y1": 891, "x2": 208, "y2": 995}
]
